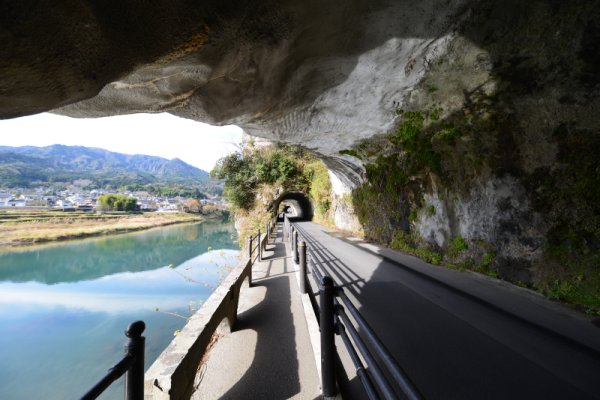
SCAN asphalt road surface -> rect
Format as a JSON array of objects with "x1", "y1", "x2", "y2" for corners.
[{"x1": 293, "y1": 221, "x2": 600, "y2": 400}]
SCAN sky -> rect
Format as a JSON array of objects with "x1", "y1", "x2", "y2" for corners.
[{"x1": 0, "y1": 113, "x2": 243, "y2": 172}]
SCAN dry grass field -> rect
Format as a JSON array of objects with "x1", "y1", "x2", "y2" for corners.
[{"x1": 0, "y1": 210, "x2": 204, "y2": 247}]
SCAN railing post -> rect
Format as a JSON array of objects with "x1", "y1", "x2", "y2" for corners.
[
  {"x1": 320, "y1": 276, "x2": 337, "y2": 398},
  {"x1": 248, "y1": 235, "x2": 253, "y2": 259},
  {"x1": 292, "y1": 227, "x2": 296, "y2": 248},
  {"x1": 293, "y1": 230, "x2": 299, "y2": 264},
  {"x1": 258, "y1": 229, "x2": 262, "y2": 262},
  {"x1": 125, "y1": 321, "x2": 145, "y2": 400},
  {"x1": 299, "y1": 241, "x2": 307, "y2": 294}
]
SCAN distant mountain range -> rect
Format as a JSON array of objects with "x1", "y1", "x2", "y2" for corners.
[{"x1": 0, "y1": 145, "x2": 211, "y2": 189}]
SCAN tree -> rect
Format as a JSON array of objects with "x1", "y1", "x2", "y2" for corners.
[
  {"x1": 212, "y1": 152, "x2": 257, "y2": 210},
  {"x1": 193, "y1": 188, "x2": 206, "y2": 200},
  {"x1": 97, "y1": 194, "x2": 139, "y2": 212},
  {"x1": 179, "y1": 198, "x2": 202, "y2": 213},
  {"x1": 212, "y1": 145, "x2": 320, "y2": 211}
]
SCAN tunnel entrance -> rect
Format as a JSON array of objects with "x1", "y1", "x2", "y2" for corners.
[{"x1": 273, "y1": 191, "x2": 314, "y2": 221}]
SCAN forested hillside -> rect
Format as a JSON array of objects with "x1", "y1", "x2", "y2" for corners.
[{"x1": 0, "y1": 145, "x2": 211, "y2": 189}]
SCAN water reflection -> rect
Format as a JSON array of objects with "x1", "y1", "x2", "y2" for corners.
[
  {"x1": 0, "y1": 221, "x2": 240, "y2": 400},
  {"x1": 0, "y1": 250, "x2": 236, "y2": 314},
  {"x1": 0, "y1": 221, "x2": 238, "y2": 284}
]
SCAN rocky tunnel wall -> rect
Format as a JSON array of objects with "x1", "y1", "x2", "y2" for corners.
[{"x1": 273, "y1": 191, "x2": 314, "y2": 221}]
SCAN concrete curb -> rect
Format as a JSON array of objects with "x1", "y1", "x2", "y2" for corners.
[
  {"x1": 294, "y1": 256, "x2": 322, "y2": 384},
  {"x1": 291, "y1": 242, "x2": 345, "y2": 400}
]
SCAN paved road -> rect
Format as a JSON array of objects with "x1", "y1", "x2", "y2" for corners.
[{"x1": 293, "y1": 221, "x2": 600, "y2": 400}]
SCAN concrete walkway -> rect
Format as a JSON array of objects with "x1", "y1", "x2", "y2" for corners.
[{"x1": 191, "y1": 223, "x2": 320, "y2": 400}]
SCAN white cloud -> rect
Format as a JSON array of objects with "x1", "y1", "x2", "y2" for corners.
[
  {"x1": 0, "y1": 287, "x2": 189, "y2": 314},
  {"x1": 0, "y1": 249, "x2": 239, "y2": 314},
  {"x1": 0, "y1": 113, "x2": 243, "y2": 171}
]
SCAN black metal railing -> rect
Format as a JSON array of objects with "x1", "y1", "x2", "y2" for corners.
[
  {"x1": 285, "y1": 215, "x2": 424, "y2": 400},
  {"x1": 248, "y1": 230, "x2": 262, "y2": 263},
  {"x1": 246, "y1": 218, "x2": 278, "y2": 285},
  {"x1": 248, "y1": 217, "x2": 278, "y2": 265},
  {"x1": 80, "y1": 321, "x2": 145, "y2": 400},
  {"x1": 81, "y1": 218, "x2": 279, "y2": 400}
]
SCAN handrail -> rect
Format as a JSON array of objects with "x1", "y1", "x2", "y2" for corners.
[
  {"x1": 337, "y1": 290, "x2": 421, "y2": 398},
  {"x1": 86, "y1": 222, "x2": 275, "y2": 400},
  {"x1": 286, "y1": 215, "x2": 424, "y2": 400},
  {"x1": 335, "y1": 303, "x2": 400, "y2": 400},
  {"x1": 248, "y1": 229, "x2": 262, "y2": 263},
  {"x1": 337, "y1": 319, "x2": 379, "y2": 400},
  {"x1": 80, "y1": 321, "x2": 145, "y2": 400}
]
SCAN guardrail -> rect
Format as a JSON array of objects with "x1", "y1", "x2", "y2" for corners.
[
  {"x1": 248, "y1": 215, "x2": 279, "y2": 266},
  {"x1": 285, "y1": 215, "x2": 424, "y2": 400},
  {"x1": 80, "y1": 321, "x2": 146, "y2": 400}
]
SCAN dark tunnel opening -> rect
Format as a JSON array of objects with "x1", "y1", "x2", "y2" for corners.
[{"x1": 273, "y1": 191, "x2": 314, "y2": 221}]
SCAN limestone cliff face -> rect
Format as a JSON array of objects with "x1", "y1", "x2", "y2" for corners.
[
  {"x1": 1, "y1": 1, "x2": 599, "y2": 290},
  {"x1": 393, "y1": 1, "x2": 600, "y2": 285}
]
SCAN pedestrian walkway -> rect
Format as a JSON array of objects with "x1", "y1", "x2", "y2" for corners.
[{"x1": 191, "y1": 223, "x2": 320, "y2": 400}]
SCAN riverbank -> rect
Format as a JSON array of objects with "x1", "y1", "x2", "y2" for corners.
[{"x1": 0, "y1": 210, "x2": 215, "y2": 248}]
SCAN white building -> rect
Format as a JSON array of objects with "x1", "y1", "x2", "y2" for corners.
[
  {"x1": 0, "y1": 193, "x2": 12, "y2": 206},
  {"x1": 56, "y1": 199, "x2": 73, "y2": 208},
  {"x1": 6, "y1": 198, "x2": 26, "y2": 207}
]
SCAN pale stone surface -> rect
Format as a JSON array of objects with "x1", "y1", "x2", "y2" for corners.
[{"x1": 417, "y1": 192, "x2": 452, "y2": 249}]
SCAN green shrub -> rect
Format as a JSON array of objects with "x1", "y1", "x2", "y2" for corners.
[
  {"x1": 339, "y1": 149, "x2": 361, "y2": 159},
  {"x1": 451, "y1": 236, "x2": 468, "y2": 253},
  {"x1": 306, "y1": 160, "x2": 332, "y2": 221},
  {"x1": 482, "y1": 252, "x2": 495, "y2": 269}
]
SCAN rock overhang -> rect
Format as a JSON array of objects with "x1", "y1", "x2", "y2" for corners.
[{"x1": 0, "y1": 0, "x2": 478, "y2": 185}]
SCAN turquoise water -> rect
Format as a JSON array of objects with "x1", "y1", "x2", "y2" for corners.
[{"x1": 0, "y1": 221, "x2": 239, "y2": 399}]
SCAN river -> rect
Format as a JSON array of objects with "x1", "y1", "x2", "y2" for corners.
[{"x1": 0, "y1": 221, "x2": 239, "y2": 400}]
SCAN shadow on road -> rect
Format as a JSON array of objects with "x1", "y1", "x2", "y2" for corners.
[{"x1": 295, "y1": 222, "x2": 600, "y2": 400}]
